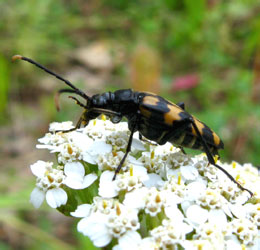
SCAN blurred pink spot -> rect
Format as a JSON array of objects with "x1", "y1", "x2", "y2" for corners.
[{"x1": 172, "y1": 74, "x2": 200, "y2": 91}]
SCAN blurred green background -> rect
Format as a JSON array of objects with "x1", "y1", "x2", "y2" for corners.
[{"x1": 1, "y1": 0, "x2": 260, "y2": 249}]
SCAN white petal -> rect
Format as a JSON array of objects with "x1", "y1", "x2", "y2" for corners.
[
  {"x1": 64, "y1": 176, "x2": 84, "y2": 189},
  {"x1": 116, "y1": 231, "x2": 141, "y2": 250},
  {"x1": 46, "y1": 188, "x2": 67, "y2": 208},
  {"x1": 82, "y1": 173, "x2": 98, "y2": 188},
  {"x1": 123, "y1": 187, "x2": 147, "y2": 209},
  {"x1": 71, "y1": 132, "x2": 93, "y2": 151},
  {"x1": 36, "y1": 144, "x2": 57, "y2": 151},
  {"x1": 132, "y1": 165, "x2": 147, "y2": 177},
  {"x1": 181, "y1": 200, "x2": 193, "y2": 215},
  {"x1": 164, "y1": 192, "x2": 182, "y2": 205},
  {"x1": 30, "y1": 160, "x2": 48, "y2": 177},
  {"x1": 88, "y1": 141, "x2": 112, "y2": 156},
  {"x1": 186, "y1": 204, "x2": 208, "y2": 225},
  {"x1": 131, "y1": 138, "x2": 145, "y2": 151},
  {"x1": 229, "y1": 203, "x2": 247, "y2": 219},
  {"x1": 98, "y1": 171, "x2": 118, "y2": 198},
  {"x1": 82, "y1": 152, "x2": 96, "y2": 164},
  {"x1": 65, "y1": 171, "x2": 97, "y2": 190},
  {"x1": 64, "y1": 162, "x2": 85, "y2": 178},
  {"x1": 91, "y1": 232, "x2": 113, "y2": 248},
  {"x1": 185, "y1": 181, "x2": 206, "y2": 200},
  {"x1": 30, "y1": 187, "x2": 45, "y2": 208},
  {"x1": 71, "y1": 204, "x2": 92, "y2": 217},
  {"x1": 78, "y1": 215, "x2": 111, "y2": 247},
  {"x1": 77, "y1": 217, "x2": 90, "y2": 234},
  {"x1": 143, "y1": 173, "x2": 162, "y2": 188},
  {"x1": 128, "y1": 155, "x2": 144, "y2": 166},
  {"x1": 164, "y1": 204, "x2": 184, "y2": 221},
  {"x1": 222, "y1": 203, "x2": 233, "y2": 218},
  {"x1": 166, "y1": 169, "x2": 179, "y2": 179},
  {"x1": 180, "y1": 165, "x2": 198, "y2": 181},
  {"x1": 208, "y1": 209, "x2": 227, "y2": 228},
  {"x1": 225, "y1": 238, "x2": 242, "y2": 250}
]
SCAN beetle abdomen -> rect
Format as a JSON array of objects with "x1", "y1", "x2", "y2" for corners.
[{"x1": 138, "y1": 93, "x2": 224, "y2": 151}]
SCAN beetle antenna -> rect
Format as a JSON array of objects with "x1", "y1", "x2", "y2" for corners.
[{"x1": 12, "y1": 55, "x2": 90, "y2": 100}]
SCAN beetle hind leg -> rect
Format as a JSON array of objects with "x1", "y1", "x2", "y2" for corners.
[{"x1": 189, "y1": 118, "x2": 253, "y2": 199}]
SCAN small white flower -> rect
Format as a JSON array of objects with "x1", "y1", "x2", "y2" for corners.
[
  {"x1": 75, "y1": 198, "x2": 140, "y2": 247},
  {"x1": 197, "y1": 188, "x2": 223, "y2": 209},
  {"x1": 193, "y1": 222, "x2": 226, "y2": 249},
  {"x1": 181, "y1": 240, "x2": 215, "y2": 250},
  {"x1": 36, "y1": 121, "x2": 75, "y2": 151},
  {"x1": 229, "y1": 218, "x2": 258, "y2": 246},
  {"x1": 150, "y1": 219, "x2": 193, "y2": 248},
  {"x1": 83, "y1": 118, "x2": 123, "y2": 140},
  {"x1": 143, "y1": 187, "x2": 164, "y2": 216},
  {"x1": 30, "y1": 160, "x2": 67, "y2": 208},
  {"x1": 63, "y1": 162, "x2": 97, "y2": 189},
  {"x1": 49, "y1": 121, "x2": 75, "y2": 132},
  {"x1": 97, "y1": 151, "x2": 125, "y2": 172},
  {"x1": 139, "y1": 150, "x2": 166, "y2": 176},
  {"x1": 106, "y1": 131, "x2": 130, "y2": 150},
  {"x1": 57, "y1": 141, "x2": 83, "y2": 164},
  {"x1": 99, "y1": 164, "x2": 148, "y2": 198}
]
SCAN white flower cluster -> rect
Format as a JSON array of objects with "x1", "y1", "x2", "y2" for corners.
[{"x1": 30, "y1": 118, "x2": 260, "y2": 249}]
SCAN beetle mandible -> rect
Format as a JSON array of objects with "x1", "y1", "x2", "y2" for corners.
[{"x1": 12, "y1": 55, "x2": 253, "y2": 198}]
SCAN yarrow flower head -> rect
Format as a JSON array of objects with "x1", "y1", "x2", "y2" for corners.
[
  {"x1": 30, "y1": 160, "x2": 67, "y2": 208},
  {"x1": 30, "y1": 118, "x2": 260, "y2": 249}
]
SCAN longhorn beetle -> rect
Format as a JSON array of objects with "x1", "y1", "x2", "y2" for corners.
[{"x1": 12, "y1": 55, "x2": 253, "y2": 198}]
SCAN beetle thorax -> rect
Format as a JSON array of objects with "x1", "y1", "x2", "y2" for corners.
[{"x1": 91, "y1": 89, "x2": 139, "y2": 114}]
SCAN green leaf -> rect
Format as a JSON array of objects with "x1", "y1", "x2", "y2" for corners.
[{"x1": 0, "y1": 54, "x2": 9, "y2": 121}]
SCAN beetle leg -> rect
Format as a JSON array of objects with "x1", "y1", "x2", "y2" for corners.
[
  {"x1": 158, "y1": 120, "x2": 191, "y2": 145},
  {"x1": 88, "y1": 108, "x2": 122, "y2": 118},
  {"x1": 176, "y1": 102, "x2": 185, "y2": 110},
  {"x1": 189, "y1": 118, "x2": 253, "y2": 198},
  {"x1": 139, "y1": 133, "x2": 158, "y2": 146},
  {"x1": 68, "y1": 96, "x2": 86, "y2": 108},
  {"x1": 112, "y1": 123, "x2": 137, "y2": 180},
  {"x1": 54, "y1": 116, "x2": 84, "y2": 134},
  {"x1": 178, "y1": 147, "x2": 186, "y2": 154}
]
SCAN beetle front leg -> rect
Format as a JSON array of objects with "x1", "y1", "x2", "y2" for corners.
[{"x1": 54, "y1": 116, "x2": 84, "y2": 134}]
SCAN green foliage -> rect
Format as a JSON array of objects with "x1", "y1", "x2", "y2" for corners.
[{"x1": 0, "y1": 54, "x2": 9, "y2": 122}]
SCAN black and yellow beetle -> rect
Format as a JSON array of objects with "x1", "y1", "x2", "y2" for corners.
[{"x1": 12, "y1": 55, "x2": 253, "y2": 198}]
